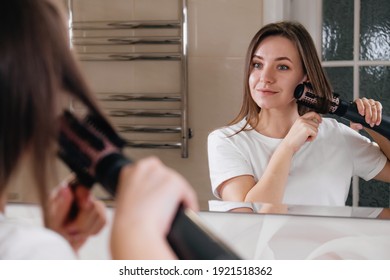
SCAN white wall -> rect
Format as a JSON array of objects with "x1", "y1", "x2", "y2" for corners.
[{"x1": 185, "y1": 0, "x2": 263, "y2": 208}]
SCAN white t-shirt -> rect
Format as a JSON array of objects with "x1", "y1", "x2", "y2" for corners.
[
  {"x1": 0, "y1": 213, "x2": 76, "y2": 259},
  {"x1": 208, "y1": 118, "x2": 387, "y2": 206}
]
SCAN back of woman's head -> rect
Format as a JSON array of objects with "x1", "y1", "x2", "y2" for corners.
[{"x1": 0, "y1": 0, "x2": 101, "y2": 214}]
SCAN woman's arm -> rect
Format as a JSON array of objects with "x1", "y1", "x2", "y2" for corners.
[
  {"x1": 354, "y1": 98, "x2": 390, "y2": 182},
  {"x1": 365, "y1": 128, "x2": 390, "y2": 182}
]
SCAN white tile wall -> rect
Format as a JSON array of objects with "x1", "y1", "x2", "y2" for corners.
[
  {"x1": 185, "y1": 0, "x2": 263, "y2": 208},
  {"x1": 70, "y1": 0, "x2": 180, "y2": 21},
  {"x1": 188, "y1": 0, "x2": 263, "y2": 57}
]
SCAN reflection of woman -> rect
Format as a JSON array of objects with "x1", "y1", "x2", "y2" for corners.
[
  {"x1": 0, "y1": 0, "x2": 197, "y2": 259},
  {"x1": 208, "y1": 21, "x2": 390, "y2": 207}
]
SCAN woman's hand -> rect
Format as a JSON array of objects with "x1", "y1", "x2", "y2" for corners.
[
  {"x1": 283, "y1": 111, "x2": 322, "y2": 153},
  {"x1": 110, "y1": 157, "x2": 198, "y2": 260},
  {"x1": 352, "y1": 97, "x2": 383, "y2": 130},
  {"x1": 47, "y1": 180, "x2": 107, "y2": 252}
]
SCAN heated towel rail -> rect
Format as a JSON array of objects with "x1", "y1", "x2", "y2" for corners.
[{"x1": 67, "y1": 0, "x2": 190, "y2": 158}]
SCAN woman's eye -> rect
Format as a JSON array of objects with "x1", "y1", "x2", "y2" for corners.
[
  {"x1": 253, "y1": 62, "x2": 262, "y2": 69},
  {"x1": 278, "y1": 65, "x2": 289, "y2": 70}
]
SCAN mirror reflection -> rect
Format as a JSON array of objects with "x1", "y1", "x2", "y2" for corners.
[
  {"x1": 208, "y1": 200, "x2": 390, "y2": 220},
  {"x1": 206, "y1": 0, "x2": 389, "y2": 216},
  {"x1": 8, "y1": 0, "x2": 387, "y2": 219},
  {"x1": 207, "y1": 19, "x2": 390, "y2": 216}
]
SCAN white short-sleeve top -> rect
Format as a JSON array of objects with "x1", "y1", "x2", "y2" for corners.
[{"x1": 208, "y1": 118, "x2": 387, "y2": 206}]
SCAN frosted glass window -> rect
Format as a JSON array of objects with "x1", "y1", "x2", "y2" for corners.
[
  {"x1": 321, "y1": 0, "x2": 390, "y2": 207},
  {"x1": 360, "y1": 66, "x2": 390, "y2": 114},
  {"x1": 358, "y1": 66, "x2": 390, "y2": 207},
  {"x1": 360, "y1": 0, "x2": 390, "y2": 60},
  {"x1": 359, "y1": 179, "x2": 390, "y2": 207},
  {"x1": 324, "y1": 67, "x2": 353, "y2": 126},
  {"x1": 322, "y1": 0, "x2": 354, "y2": 61},
  {"x1": 324, "y1": 67, "x2": 353, "y2": 100}
]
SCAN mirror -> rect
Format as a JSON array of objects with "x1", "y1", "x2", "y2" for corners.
[
  {"x1": 197, "y1": 209, "x2": 390, "y2": 259},
  {"x1": 7, "y1": 0, "x2": 383, "y2": 218},
  {"x1": 209, "y1": 200, "x2": 390, "y2": 220},
  {"x1": 206, "y1": 0, "x2": 390, "y2": 217}
]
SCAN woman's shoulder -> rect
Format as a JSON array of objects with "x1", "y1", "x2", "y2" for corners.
[
  {"x1": 321, "y1": 117, "x2": 360, "y2": 134},
  {"x1": 320, "y1": 117, "x2": 370, "y2": 144},
  {"x1": 209, "y1": 119, "x2": 247, "y2": 139},
  {"x1": 321, "y1": 117, "x2": 349, "y2": 132},
  {"x1": 0, "y1": 219, "x2": 76, "y2": 259},
  {"x1": 321, "y1": 117, "x2": 341, "y2": 127}
]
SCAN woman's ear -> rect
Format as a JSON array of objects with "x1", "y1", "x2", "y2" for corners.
[{"x1": 300, "y1": 74, "x2": 308, "y2": 84}]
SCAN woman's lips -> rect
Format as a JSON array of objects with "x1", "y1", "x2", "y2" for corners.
[{"x1": 256, "y1": 88, "x2": 278, "y2": 96}]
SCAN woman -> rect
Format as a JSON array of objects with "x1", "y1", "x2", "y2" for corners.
[
  {"x1": 208, "y1": 21, "x2": 390, "y2": 209},
  {"x1": 0, "y1": 0, "x2": 197, "y2": 259}
]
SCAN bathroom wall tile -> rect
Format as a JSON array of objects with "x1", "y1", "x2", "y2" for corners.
[
  {"x1": 132, "y1": 61, "x2": 181, "y2": 92},
  {"x1": 188, "y1": 0, "x2": 263, "y2": 57},
  {"x1": 183, "y1": 57, "x2": 246, "y2": 205},
  {"x1": 80, "y1": 61, "x2": 180, "y2": 92},
  {"x1": 80, "y1": 62, "x2": 137, "y2": 92},
  {"x1": 188, "y1": 57, "x2": 245, "y2": 129},
  {"x1": 68, "y1": 0, "x2": 181, "y2": 24},
  {"x1": 69, "y1": 0, "x2": 135, "y2": 21},
  {"x1": 133, "y1": 0, "x2": 180, "y2": 20}
]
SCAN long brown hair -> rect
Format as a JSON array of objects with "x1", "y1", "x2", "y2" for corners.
[
  {"x1": 0, "y1": 0, "x2": 108, "y2": 223},
  {"x1": 230, "y1": 21, "x2": 333, "y2": 132}
]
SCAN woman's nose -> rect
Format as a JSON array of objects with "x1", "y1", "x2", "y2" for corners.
[{"x1": 260, "y1": 66, "x2": 275, "y2": 84}]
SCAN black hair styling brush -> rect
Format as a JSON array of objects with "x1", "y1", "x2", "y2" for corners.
[
  {"x1": 58, "y1": 110, "x2": 241, "y2": 260},
  {"x1": 294, "y1": 82, "x2": 390, "y2": 140}
]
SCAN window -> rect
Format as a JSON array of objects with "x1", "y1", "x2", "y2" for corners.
[{"x1": 322, "y1": 0, "x2": 390, "y2": 207}]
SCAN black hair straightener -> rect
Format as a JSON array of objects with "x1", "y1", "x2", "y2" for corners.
[{"x1": 58, "y1": 110, "x2": 241, "y2": 260}]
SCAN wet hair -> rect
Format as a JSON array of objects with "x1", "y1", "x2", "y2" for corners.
[
  {"x1": 230, "y1": 21, "x2": 333, "y2": 132},
  {"x1": 0, "y1": 0, "x2": 107, "y2": 222}
]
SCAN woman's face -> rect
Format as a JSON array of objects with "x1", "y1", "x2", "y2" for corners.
[{"x1": 248, "y1": 35, "x2": 307, "y2": 111}]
